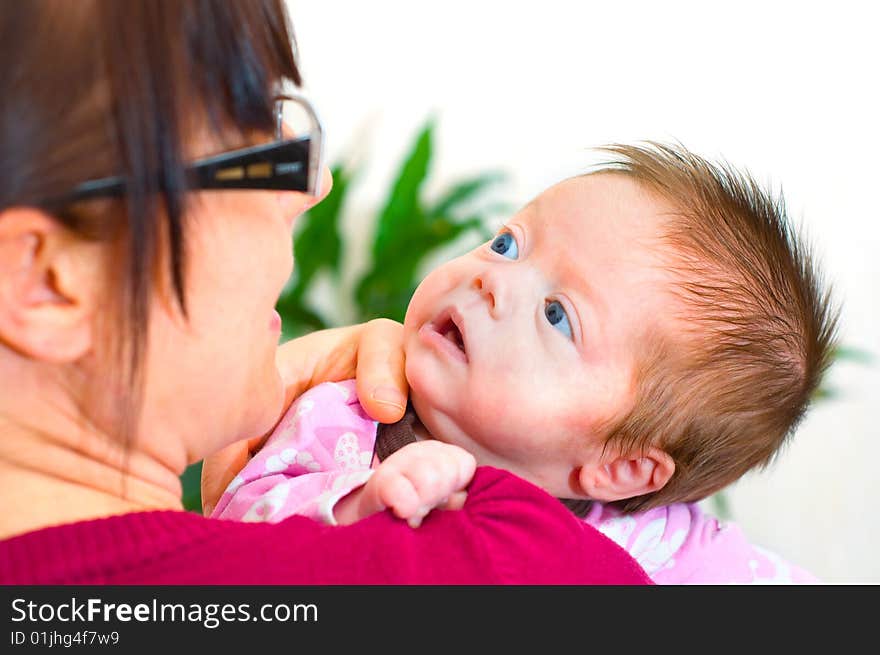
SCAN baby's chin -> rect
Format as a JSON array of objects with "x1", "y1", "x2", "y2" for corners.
[
  {"x1": 404, "y1": 347, "x2": 478, "y2": 445},
  {"x1": 408, "y1": 388, "x2": 458, "y2": 445},
  {"x1": 410, "y1": 389, "x2": 503, "y2": 474}
]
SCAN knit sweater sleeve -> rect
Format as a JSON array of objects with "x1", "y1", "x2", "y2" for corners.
[
  {"x1": 0, "y1": 467, "x2": 652, "y2": 584},
  {"x1": 161, "y1": 467, "x2": 652, "y2": 584}
]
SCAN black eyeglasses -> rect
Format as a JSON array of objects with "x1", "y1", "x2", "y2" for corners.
[{"x1": 63, "y1": 93, "x2": 325, "y2": 203}]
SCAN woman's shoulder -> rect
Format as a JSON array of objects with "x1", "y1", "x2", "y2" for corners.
[
  {"x1": 0, "y1": 509, "x2": 232, "y2": 584},
  {"x1": 0, "y1": 468, "x2": 652, "y2": 585}
]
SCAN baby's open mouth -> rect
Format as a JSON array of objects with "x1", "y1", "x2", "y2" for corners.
[
  {"x1": 427, "y1": 309, "x2": 468, "y2": 362},
  {"x1": 437, "y1": 316, "x2": 465, "y2": 354}
]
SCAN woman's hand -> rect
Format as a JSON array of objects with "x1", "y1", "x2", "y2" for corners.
[{"x1": 201, "y1": 318, "x2": 408, "y2": 515}]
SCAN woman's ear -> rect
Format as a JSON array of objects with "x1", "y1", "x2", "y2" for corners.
[
  {"x1": 576, "y1": 446, "x2": 674, "y2": 503},
  {"x1": 0, "y1": 207, "x2": 105, "y2": 362}
]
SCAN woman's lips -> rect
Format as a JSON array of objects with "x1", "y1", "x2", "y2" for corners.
[
  {"x1": 418, "y1": 310, "x2": 468, "y2": 363},
  {"x1": 269, "y1": 309, "x2": 282, "y2": 332}
]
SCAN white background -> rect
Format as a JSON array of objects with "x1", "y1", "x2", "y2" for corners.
[{"x1": 285, "y1": 0, "x2": 879, "y2": 582}]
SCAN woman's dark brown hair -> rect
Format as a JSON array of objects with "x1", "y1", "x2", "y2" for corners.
[{"x1": 0, "y1": 0, "x2": 301, "y2": 449}]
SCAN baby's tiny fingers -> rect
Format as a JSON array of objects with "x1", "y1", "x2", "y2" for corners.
[
  {"x1": 375, "y1": 470, "x2": 421, "y2": 519},
  {"x1": 407, "y1": 507, "x2": 431, "y2": 529},
  {"x1": 440, "y1": 490, "x2": 468, "y2": 511},
  {"x1": 403, "y1": 456, "x2": 452, "y2": 501},
  {"x1": 455, "y1": 452, "x2": 477, "y2": 487}
]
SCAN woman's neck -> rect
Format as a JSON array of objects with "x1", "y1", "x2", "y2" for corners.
[{"x1": 0, "y1": 404, "x2": 184, "y2": 541}]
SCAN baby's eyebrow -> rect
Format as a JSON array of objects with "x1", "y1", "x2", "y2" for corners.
[
  {"x1": 569, "y1": 263, "x2": 605, "y2": 317},
  {"x1": 566, "y1": 255, "x2": 594, "y2": 294}
]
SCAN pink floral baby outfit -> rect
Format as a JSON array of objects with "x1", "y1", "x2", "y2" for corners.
[
  {"x1": 212, "y1": 379, "x2": 818, "y2": 584},
  {"x1": 211, "y1": 380, "x2": 378, "y2": 525},
  {"x1": 582, "y1": 502, "x2": 817, "y2": 583}
]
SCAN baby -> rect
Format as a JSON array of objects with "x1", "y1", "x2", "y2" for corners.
[{"x1": 212, "y1": 142, "x2": 836, "y2": 583}]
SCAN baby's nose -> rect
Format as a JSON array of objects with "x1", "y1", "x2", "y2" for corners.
[{"x1": 471, "y1": 269, "x2": 506, "y2": 316}]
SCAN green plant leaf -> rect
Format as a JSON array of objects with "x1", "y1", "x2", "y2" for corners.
[
  {"x1": 427, "y1": 215, "x2": 485, "y2": 240},
  {"x1": 275, "y1": 293, "x2": 329, "y2": 340},
  {"x1": 830, "y1": 345, "x2": 874, "y2": 365},
  {"x1": 355, "y1": 234, "x2": 425, "y2": 322},
  {"x1": 180, "y1": 461, "x2": 203, "y2": 514},
  {"x1": 812, "y1": 386, "x2": 839, "y2": 402},
  {"x1": 813, "y1": 344, "x2": 873, "y2": 401},
  {"x1": 427, "y1": 172, "x2": 506, "y2": 219},
  {"x1": 354, "y1": 270, "x2": 418, "y2": 323},
  {"x1": 355, "y1": 121, "x2": 508, "y2": 324},
  {"x1": 355, "y1": 214, "x2": 488, "y2": 322},
  {"x1": 274, "y1": 163, "x2": 349, "y2": 338},
  {"x1": 708, "y1": 490, "x2": 732, "y2": 520},
  {"x1": 371, "y1": 120, "x2": 434, "y2": 261},
  {"x1": 355, "y1": 118, "x2": 434, "y2": 321},
  {"x1": 289, "y1": 164, "x2": 349, "y2": 300}
]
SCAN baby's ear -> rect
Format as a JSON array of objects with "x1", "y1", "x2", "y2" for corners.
[{"x1": 576, "y1": 447, "x2": 674, "y2": 503}]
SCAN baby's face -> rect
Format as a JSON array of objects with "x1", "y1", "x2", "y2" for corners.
[{"x1": 402, "y1": 173, "x2": 678, "y2": 496}]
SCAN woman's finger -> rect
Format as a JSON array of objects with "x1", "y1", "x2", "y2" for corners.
[
  {"x1": 273, "y1": 321, "x2": 408, "y2": 423},
  {"x1": 354, "y1": 318, "x2": 408, "y2": 424},
  {"x1": 201, "y1": 319, "x2": 407, "y2": 515},
  {"x1": 200, "y1": 436, "x2": 261, "y2": 515}
]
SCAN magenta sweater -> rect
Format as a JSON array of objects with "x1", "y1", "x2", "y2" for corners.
[{"x1": 0, "y1": 468, "x2": 651, "y2": 584}]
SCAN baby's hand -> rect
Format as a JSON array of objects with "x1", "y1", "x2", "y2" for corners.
[
  {"x1": 333, "y1": 441, "x2": 476, "y2": 527},
  {"x1": 371, "y1": 441, "x2": 477, "y2": 527}
]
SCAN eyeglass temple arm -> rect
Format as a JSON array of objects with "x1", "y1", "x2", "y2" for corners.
[
  {"x1": 191, "y1": 138, "x2": 312, "y2": 192},
  {"x1": 64, "y1": 137, "x2": 315, "y2": 202}
]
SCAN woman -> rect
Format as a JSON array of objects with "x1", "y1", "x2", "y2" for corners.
[{"x1": 0, "y1": 0, "x2": 649, "y2": 584}]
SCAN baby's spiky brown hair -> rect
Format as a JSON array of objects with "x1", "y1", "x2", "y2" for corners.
[{"x1": 593, "y1": 142, "x2": 839, "y2": 512}]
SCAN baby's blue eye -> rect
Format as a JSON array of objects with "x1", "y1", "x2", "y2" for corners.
[
  {"x1": 545, "y1": 300, "x2": 573, "y2": 339},
  {"x1": 490, "y1": 232, "x2": 518, "y2": 259}
]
